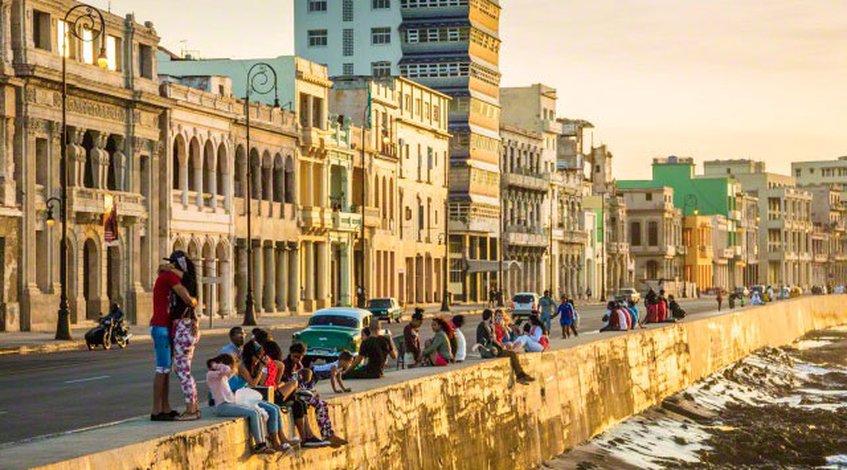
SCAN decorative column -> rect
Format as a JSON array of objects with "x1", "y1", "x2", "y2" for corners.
[
  {"x1": 276, "y1": 244, "x2": 287, "y2": 312},
  {"x1": 288, "y1": 243, "x2": 300, "y2": 313},
  {"x1": 340, "y1": 244, "x2": 350, "y2": 306},
  {"x1": 263, "y1": 242, "x2": 275, "y2": 312},
  {"x1": 304, "y1": 241, "x2": 315, "y2": 311},
  {"x1": 251, "y1": 239, "x2": 263, "y2": 314},
  {"x1": 316, "y1": 241, "x2": 329, "y2": 308}
]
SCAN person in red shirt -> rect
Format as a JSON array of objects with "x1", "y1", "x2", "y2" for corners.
[{"x1": 150, "y1": 251, "x2": 197, "y2": 422}]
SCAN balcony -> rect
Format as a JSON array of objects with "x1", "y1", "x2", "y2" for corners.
[
  {"x1": 331, "y1": 211, "x2": 362, "y2": 233},
  {"x1": 70, "y1": 187, "x2": 146, "y2": 218},
  {"x1": 815, "y1": 253, "x2": 829, "y2": 263},
  {"x1": 300, "y1": 207, "x2": 331, "y2": 231},
  {"x1": 698, "y1": 245, "x2": 714, "y2": 258},
  {"x1": 542, "y1": 119, "x2": 563, "y2": 134},
  {"x1": 300, "y1": 126, "x2": 325, "y2": 149},
  {"x1": 728, "y1": 210, "x2": 742, "y2": 221},
  {"x1": 676, "y1": 244, "x2": 688, "y2": 255},
  {"x1": 607, "y1": 242, "x2": 629, "y2": 255},
  {"x1": 562, "y1": 229, "x2": 588, "y2": 244},
  {"x1": 503, "y1": 228, "x2": 550, "y2": 247},
  {"x1": 501, "y1": 172, "x2": 549, "y2": 192}
]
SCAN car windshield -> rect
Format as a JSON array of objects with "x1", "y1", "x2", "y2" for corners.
[
  {"x1": 513, "y1": 294, "x2": 534, "y2": 303},
  {"x1": 368, "y1": 299, "x2": 392, "y2": 308},
  {"x1": 619, "y1": 289, "x2": 635, "y2": 294},
  {"x1": 308, "y1": 315, "x2": 359, "y2": 328}
]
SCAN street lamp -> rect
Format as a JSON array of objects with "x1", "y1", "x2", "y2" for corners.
[
  {"x1": 683, "y1": 194, "x2": 699, "y2": 216},
  {"x1": 439, "y1": 233, "x2": 450, "y2": 312},
  {"x1": 52, "y1": 4, "x2": 109, "y2": 341},
  {"x1": 242, "y1": 62, "x2": 280, "y2": 327}
]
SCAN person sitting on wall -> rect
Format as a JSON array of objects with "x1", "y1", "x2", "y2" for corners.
[
  {"x1": 599, "y1": 301, "x2": 627, "y2": 332},
  {"x1": 668, "y1": 295, "x2": 686, "y2": 320},
  {"x1": 343, "y1": 319, "x2": 397, "y2": 379},
  {"x1": 421, "y1": 317, "x2": 455, "y2": 366}
]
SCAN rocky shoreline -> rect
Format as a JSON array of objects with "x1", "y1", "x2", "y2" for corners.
[{"x1": 544, "y1": 327, "x2": 847, "y2": 469}]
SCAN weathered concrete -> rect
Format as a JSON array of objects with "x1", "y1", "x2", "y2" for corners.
[{"x1": 4, "y1": 296, "x2": 846, "y2": 470}]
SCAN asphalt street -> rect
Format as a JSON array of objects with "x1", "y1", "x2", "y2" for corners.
[{"x1": 0, "y1": 297, "x2": 719, "y2": 444}]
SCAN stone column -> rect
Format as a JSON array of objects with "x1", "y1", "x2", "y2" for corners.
[
  {"x1": 304, "y1": 241, "x2": 314, "y2": 311},
  {"x1": 318, "y1": 162, "x2": 328, "y2": 208},
  {"x1": 340, "y1": 244, "x2": 351, "y2": 306},
  {"x1": 288, "y1": 244, "x2": 300, "y2": 313},
  {"x1": 251, "y1": 240, "x2": 263, "y2": 314},
  {"x1": 235, "y1": 241, "x2": 247, "y2": 315},
  {"x1": 263, "y1": 243, "x2": 275, "y2": 312},
  {"x1": 316, "y1": 241, "x2": 329, "y2": 308},
  {"x1": 276, "y1": 245, "x2": 287, "y2": 312},
  {"x1": 220, "y1": 250, "x2": 232, "y2": 316}
]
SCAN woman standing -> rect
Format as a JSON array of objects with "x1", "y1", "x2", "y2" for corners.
[{"x1": 169, "y1": 252, "x2": 201, "y2": 421}]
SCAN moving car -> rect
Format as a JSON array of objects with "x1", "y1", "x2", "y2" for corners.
[
  {"x1": 292, "y1": 308, "x2": 375, "y2": 363},
  {"x1": 511, "y1": 292, "x2": 540, "y2": 322},
  {"x1": 366, "y1": 297, "x2": 403, "y2": 323},
  {"x1": 614, "y1": 288, "x2": 641, "y2": 304}
]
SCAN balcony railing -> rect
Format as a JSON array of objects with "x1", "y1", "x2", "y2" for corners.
[
  {"x1": 331, "y1": 211, "x2": 362, "y2": 232},
  {"x1": 501, "y1": 172, "x2": 549, "y2": 191}
]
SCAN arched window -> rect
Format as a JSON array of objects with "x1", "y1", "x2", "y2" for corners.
[
  {"x1": 234, "y1": 145, "x2": 246, "y2": 198},
  {"x1": 188, "y1": 137, "x2": 201, "y2": 192},
  {"x1": 216, "y1": 143, "x2": 227, "y2": 197},
  {"x1": 172, "y1": 136, "x2": 185, "y2": 191},
  {"x1": 284, "y1": 156, "x2": 295, "y2": 204},
  {"x1": 203, "y1": 140, "x2": 215, "y2": 203},
  {"x1": 273, "y1": 154, "x2": 284, "y2": 203}
]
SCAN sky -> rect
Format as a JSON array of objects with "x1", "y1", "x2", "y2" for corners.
[{"x1": 97, "y1": 0, "x2": 846, "y2": 179}]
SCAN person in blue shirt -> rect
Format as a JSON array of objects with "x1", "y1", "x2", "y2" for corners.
[
  {"x1": 557, "y1": 294, "x2": 578, "y2": 339},
  {"x1": 627, "y1": 300, "x2": 642, "y2": 328}
]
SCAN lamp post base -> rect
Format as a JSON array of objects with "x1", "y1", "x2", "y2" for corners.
[
  {"x1": 440, "y1": 297, "x2": 450, "y2": 313},
  {"x1": 242, "y1": 293, "x2": 257, "y2": 326},
  {"x1": 55, "y1": 307, "x2": 73, "y2": 341}
]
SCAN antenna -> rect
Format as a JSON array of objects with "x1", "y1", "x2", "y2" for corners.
[{"x1": 179, "y1": 40, "x2": 187, "y2": 58}]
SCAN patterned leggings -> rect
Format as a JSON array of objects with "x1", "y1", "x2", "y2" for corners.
[
  {"x1": 173, "y1": 319, "x2": 199, "y2": 404},
  {"x1": 303, "y1": 394, "x2": 334, "y2": 438}
]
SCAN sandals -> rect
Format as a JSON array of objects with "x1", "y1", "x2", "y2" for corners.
[
  {"x1": 254, "y1": 443, "x2": 275, "y2": 455},
  {"x1": 174, "y1": 410, "x2": 201, "y2": 421}
]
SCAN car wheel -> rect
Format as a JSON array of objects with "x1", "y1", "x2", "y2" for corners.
[{"x1": 102, "y1": 334, "x2": 111, "y2": 350}]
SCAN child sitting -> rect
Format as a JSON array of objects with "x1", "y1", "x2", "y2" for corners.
[{"x1": 306, "y1": 351, "x2": 354, "y2": 393}]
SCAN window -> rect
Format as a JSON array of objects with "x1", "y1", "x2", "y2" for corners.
[
  {"x1": 308, "y1": 0, "x2": 327, "y2": 12},
  {"x1": 648, "y1": 221, "x2": 659, "y2": 246},
  {"x1": 82, "y1": 29, "x2": 94, "y2": 65},
  {"x1": 373, "y1": 0, "x2": 391, "y2": 8},
  {"x1": 343, "y1": 0, "x2": 354, "y2": 21},
  {"x1": 33, "y1": 10, "x2": 51, "y2": 51},
  {"x1": 342, "y1": 29, "x2": 354, "y2": 56},
  {"x1": 106, "y1": 35, "x2": 122, "y2": 71},
  {"x1": 645, "y1": 192, "x2": 652, "y2": 201},
  {"x1": 372, "y1": 61, "x2": 391, "y2": 77},
  {"x1": 630, "y1": 222, "x2": 641, "y2": 246},
  {"x1": 308, "y1": 29, "x2": 328, "y2": 47},
  {"x1": 343, "y1": 63, "x2": 354, "y2": 75},
  {"x1": 371, "y1": 27, "x2": 391, "y2": 45},
  {"x1": 138, "y1": 44, "x2": 153, "y2": 78},
  {"x1": 406, "y1": 29, "x2": 419, "y2": 43}
]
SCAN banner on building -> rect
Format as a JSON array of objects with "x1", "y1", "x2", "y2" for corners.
[{"x1": 104, "y1": 195, "x2": 119, "y2": 247}]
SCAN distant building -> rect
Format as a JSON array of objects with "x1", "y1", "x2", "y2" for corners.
[
  {"x1": 704, "y1": 159, "x2": 813, "y2": 289},
  {"x1": 792, "y1": 157, "x2": 847, "y2": 197},
  {"x1": 619, "y1": 187, "x2": 683, "y2": 287}
]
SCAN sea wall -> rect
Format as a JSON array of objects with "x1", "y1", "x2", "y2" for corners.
[{"x1": 29, "y1": 296, "x2": 847, "y2": 470}]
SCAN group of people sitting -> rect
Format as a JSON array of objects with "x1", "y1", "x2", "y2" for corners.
[
  {"x1": 600, "y1": 289, "x2": 686, "y2": 332},
  {"x1": 207, "y1": 327, "x2": 348, "y2": 454}
]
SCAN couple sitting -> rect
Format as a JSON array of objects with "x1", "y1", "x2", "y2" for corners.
[
  {"x1": 473, "y1": 309, "x2": 537, "y2": 385},
  {"x1": 404, "y1": 313, "x2": 468, "y2": 368}
]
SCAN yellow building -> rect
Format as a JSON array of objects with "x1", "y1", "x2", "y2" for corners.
[{"x1": 684, "y1": 216, "x2": 714, "y2": 291}]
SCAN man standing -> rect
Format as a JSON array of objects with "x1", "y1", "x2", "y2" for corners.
[
  {"x1": 538, "y1": 290, "x2": 555, "y2": 333},
  {"x1": 344, "y1": 318, "x2": 397, "y2": 379},
  {"x1": 716, "y1": 288, "x2": 724, "y2": 311},
  {"x1": 150, "y1": 251, "x2": 197, "y2": 422},
  {"x1": 403, "y1": 309, "x2": 424, "y2": 366},
  {"x1": 218, "y1": 326, "x2": 245, "y2": 358}
]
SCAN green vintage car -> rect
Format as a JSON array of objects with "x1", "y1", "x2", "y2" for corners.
[
  {"x1": 366, "y1": 297, "x2": 403, "y2": 323},
  {"x1": 292, "y1": 307, "x2": 374, "y2": 363}
]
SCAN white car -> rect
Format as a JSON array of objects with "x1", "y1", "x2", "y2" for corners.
[
  {"x1": 614, "y1": 288, "x2": 641, "y2": 304},
  {"x1": 511, "y1": 292, "x2": 540, "y2": 320}
]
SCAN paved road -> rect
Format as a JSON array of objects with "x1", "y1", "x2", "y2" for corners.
[{"x1": 0, "y1": 297, "x2": 720, "y2": 444}]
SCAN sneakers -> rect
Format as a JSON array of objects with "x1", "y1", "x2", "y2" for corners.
[{"x1": 302, "y1": 437, "x2": 330, "y2": 448}]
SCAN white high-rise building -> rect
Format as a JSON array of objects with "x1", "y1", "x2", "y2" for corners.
[{"x1": 294, "y1": 0, "x2": 402, "y2": 77}]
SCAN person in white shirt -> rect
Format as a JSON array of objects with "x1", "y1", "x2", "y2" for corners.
[
  {"x1": 510, "y1": 323, "x2": 545, "y2": 353},
  {"x1": 451, "y1": 315, "x2": 467, "y2": 362}
]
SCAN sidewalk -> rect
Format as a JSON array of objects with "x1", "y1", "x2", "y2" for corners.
[{"x1": 0, "y1": 303, "x2": 483, "y2": 357}]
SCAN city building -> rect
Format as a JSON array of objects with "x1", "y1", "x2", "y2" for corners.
[
  {"x1": 703, "y1": 159, "x2": 813, "y2": 288},
  {"x1": 739, "y1": 193, "x2": 760, "y2": 286},
  {"x1": 792, "y1": 157, "x2": 847, "y2": 197},
  {"x1": 804, "y1": 184, "x2": 847, "y2": 287},
  {"x1": 619, "y1": 156, "x2": 744, "y2": 292},
  {"x1": 329, "y1": 76, "x2": 451, "y2": 307},
  {"x1": 619, "y1": 187, "x2": 683, "y2": 292},
  {"x1": 498, "y1": 124, "x2": 547, "y2": 297},
  {"x1": 296, "y1": 0, "x2": 504, "y2": 304},
  {"x1": 7, "y1": 4, "x2": 165, "y2": 331},
  {"x1": 294, "y1": 0, "x2": 403, "y2": 77},
  {"x1": 683, "y1": 215, "x2": 714, "y2": 291},
  {"x1": 159, "y1": 54, "x2": 337, "y2": 315},
  {"x1": 500, "y1": 84, "x2": 588, "y2": 298}
]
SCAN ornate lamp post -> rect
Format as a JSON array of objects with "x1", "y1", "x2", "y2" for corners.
[
  {"x1": 50, "y1": 4, "x2": 108, "y2": 341},
  {"x1": 439, "y1": 233, "x2": 450, "y2": 312},
  {"x1": 242, "y1": 63, "x2": 280, "y2": 326}
]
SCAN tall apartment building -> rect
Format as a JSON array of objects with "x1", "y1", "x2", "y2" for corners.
[
  {"x1": 295, "y1": 0, "x2": 504, "y2": 303},
  {"x1": 619, "y1": 187, "x2": 683, "y2": 287},
  {"x1": 704, "y1": 159, "x2": 813, "y2": 288},
  {"x1": 803, "y1": 184, "x2": 847, "y2": 287}
]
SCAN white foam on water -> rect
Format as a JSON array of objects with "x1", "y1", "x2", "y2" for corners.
[{"x1": 794, "y1": 339, "x2": 834, "y2": 350}]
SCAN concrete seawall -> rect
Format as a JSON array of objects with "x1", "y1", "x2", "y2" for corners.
[{"x1": 12, "y1": 296, "x2": 847, "y2": 470}]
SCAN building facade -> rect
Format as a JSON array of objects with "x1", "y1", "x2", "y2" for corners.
[
  {"x1": 7, "y1": 3, "x2": 165, "y2": 331},
  {"x1": 296, "y1": 0, "x2": 504, "y2": 304},
  {"x1": 704, "y1": 159, "x2": 813, "y2": 289},
  {"x1": 619, "y1": 187, "x2": 683, "y2": 288}
]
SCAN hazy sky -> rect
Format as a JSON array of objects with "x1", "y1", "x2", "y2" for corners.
[{"x1": 98, "y1": 0, "x2": 846, "y2": 178}]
